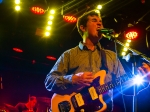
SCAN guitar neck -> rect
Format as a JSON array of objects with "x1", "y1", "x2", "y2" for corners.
[{"x1": 96, "y1": 73, "x2": 134, "y2": 94}]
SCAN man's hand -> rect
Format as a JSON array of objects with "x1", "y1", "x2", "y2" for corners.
[
  {"x1": 72, "y1": 72, "x2": 94, "y2": 86},
  {"x1": 138, "y1": 62, "x2": 150, "y2": 80}
]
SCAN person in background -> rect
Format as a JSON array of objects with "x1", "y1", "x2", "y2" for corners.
[{"x1": 15, "y1": 96, "x2": 37, "y2": 112}]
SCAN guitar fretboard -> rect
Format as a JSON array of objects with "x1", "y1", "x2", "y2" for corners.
[{"x1": 96, "y1": 73, "x2": 134, "y2": 94}]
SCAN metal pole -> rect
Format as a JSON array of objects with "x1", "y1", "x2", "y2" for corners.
[{"x1": 132, "y1": 61, "x2": 137, "y2": 112}]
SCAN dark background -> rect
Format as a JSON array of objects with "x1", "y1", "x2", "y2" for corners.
[{"x1": 0, "y1": 0, "x2": 150, "y2": 112}]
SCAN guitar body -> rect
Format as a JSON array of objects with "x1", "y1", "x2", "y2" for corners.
[{"x1": 51, "y1": 70, "x2": 107, "y2": 112}]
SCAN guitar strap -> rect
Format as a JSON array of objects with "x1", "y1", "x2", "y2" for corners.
[{"x1": 100, "y1": 48, "x2": 108, "y2": 74}]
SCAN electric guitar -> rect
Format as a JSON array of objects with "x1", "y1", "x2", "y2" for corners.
[{"x1": 51, "y1": 70, "x2": 133, "y2": 112}]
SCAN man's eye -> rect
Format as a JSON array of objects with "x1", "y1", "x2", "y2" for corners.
[{"x1": 92, "y1": 20, "x2": 97, "y2": 22}]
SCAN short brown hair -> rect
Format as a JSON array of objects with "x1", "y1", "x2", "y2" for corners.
[{"x1": 76, "y1": 10, "x2": 101, "y2": 36}]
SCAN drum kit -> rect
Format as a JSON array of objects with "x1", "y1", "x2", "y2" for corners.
[{"x1": 0, "y1": 97, "x2": 51, "y2": 112}]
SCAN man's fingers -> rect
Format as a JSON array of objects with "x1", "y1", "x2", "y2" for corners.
[
  {"x1": 83, "y1": 79, "x2": 93, "y2": 83},
  {"x1": 142, "y1": 63, "x2": 150, "y2": 72},
  {"x1": 86, "y1": 76, "x2": 94, "y2": 79},
  {"x1": 82, "y1": 82, "x2": 91, "y2": 86},
  {"x1": 78, "y1": 81, "x2": 91, "y2": 86}
]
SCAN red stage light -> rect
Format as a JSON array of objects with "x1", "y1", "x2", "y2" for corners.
[
  {"x1": 32, "y1": 60, "x2": 36, "y2": 64},
  {"x1": 46, "y1": 56, "x2": 56, "y2": 61},
  {"x1": 13, "y1": 47, "x2": 23, "y2": 53},
  {"x1": 63, "y1": 15, "x2": 77, "y2": 23},
  {"x1": 31, "y1": 6, "x2": 45, "y2": 14},
  {"x1": 125, "y1": 31, "x2": 138, "y2": 40},
  {"x1": 141, "y1": 0, "x2": 145, "y2": 4}
]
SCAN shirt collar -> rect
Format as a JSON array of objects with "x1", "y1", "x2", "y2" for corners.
[{"x1": 79, "y1": 41, "x2": 101, "y2": 51}]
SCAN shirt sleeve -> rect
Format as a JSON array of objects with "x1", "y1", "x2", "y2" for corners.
[{"x1": 44, "y1": 51, "x2": 78, "y2": 94}]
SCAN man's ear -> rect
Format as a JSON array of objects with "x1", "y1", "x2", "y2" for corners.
[{"x1": 80, "y1": 25, "x2": 86, "y2": 32}]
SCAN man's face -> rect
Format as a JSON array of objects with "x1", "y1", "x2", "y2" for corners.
[{"x1": 84, "y1": 15, "x2": 103, "y2": 40}]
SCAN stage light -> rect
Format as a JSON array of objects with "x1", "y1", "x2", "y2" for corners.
[
  {"x1": 141, "y1": 0, "x2": 145, "y2": 4},
  {"x1": 15, "y1": 5, "x2": 21, "y2": 11},
  {"x1": 46, "y1": 56, "x2": 56, "y2": 61},
  {"x1": 32, "y1": 60, "x2": 36, "y2": 64},
  {"x1": 97, "y1": 5, "x2": 102, "y2": 10},
  {"x1": 123, "y1": 47, "x2": 128, "y2": 51},
  {"x1": 125, "y1": 31, "x2": 138, "y2": 40},
  {"x1": 30, "y1": 0, "x2": 48, "y2": 15},
  {"x1": 50, "y1": 10, "x2": 55, "y2": 14},
  {"x1": 121, "y1": 39, "x2": 132, "y2": 56},
  {"x1": 122, "y1": 52, "x2": 126, "y2": 56},
  {"x1": 15, "y1": 0, "x2": 20, "y2": 4},
  {"x1": 46, "y1": 26, "x2": 51, "y2": 30},
  {"x1": 124, "y1": 25, "x2": 139, "y2": 40},
  {"x1": 49, "y1": 15, "x2": 54, "y2": 20},
  {"x1": 127, "y1": 39, "x2": 131, "y2": 43},
  {"x1": 45, "y1": 32, "x2": 50, "y2": 36},
  {"x1": 133, "y1": 75, "x2": 144, "y2": 85},
  {"x1": 31, "y1": 6, "x2": 45, "y2": 14},
  {"x1": 48, "y1": 20, "x2": 52, "y2": 25},
  {"x1": 14, "y1": 0, "x2": 21, "y2": 11},
  {"x1": 63, "y1": 15, "x2": 77, "y2": 23},
  {"x1": 13, "y1": 48, "x2": 23, "y2": 53},
  {"x1": 125, "y1": 43, "x2": 130, "y2": 47},
  {"x1": 124, "y1": 23, "x2": 140, "y2": 40},
  {"x1": 43, "y1": 9, "x2": 55, "y2": 37}
]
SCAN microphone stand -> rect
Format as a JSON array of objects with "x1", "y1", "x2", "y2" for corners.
[
  {"x1": 116, "y1": 40, "x2": 150, "y2": 63},
  {"x1": 130, "y1": 53, "x2": 138, "y2": 112},
  {"x1": 115, "y1": 39, "x2": 150, "y2": 112}
]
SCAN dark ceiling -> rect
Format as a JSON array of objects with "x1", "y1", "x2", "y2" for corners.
[{"x1": 0, "y1": 0, "x2": 150, "y2": 107}]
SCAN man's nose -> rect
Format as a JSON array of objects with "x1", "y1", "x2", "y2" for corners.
[
  {"x1": 97, "y1": 23, "x2": 103, "y2": 28},
  {"x1": 97, "y1": 21, "x2": 102, "y2": 26}
]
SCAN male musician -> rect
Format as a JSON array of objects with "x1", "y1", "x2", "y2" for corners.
[
  {"x1": 44, "y1": 10, "x2": 150, "y2": 112},
  {"x1": 15, "y1": 96, "x2": 37, "y2": 112}
]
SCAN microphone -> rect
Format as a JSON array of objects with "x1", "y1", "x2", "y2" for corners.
[
  {"x1": 99, "y1": 28, "x2": 117, "y2": 40},
  {"x1": 99, "y1": 28, "x2": 115, "y2": 34}
]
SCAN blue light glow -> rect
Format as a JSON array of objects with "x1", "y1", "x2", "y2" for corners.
[
  {"x1": 0, "y1": 0, "x2": 3, "y2": 3},
  {"x1": 133, "y1": 75, "x2": 144, "y2": 85}
]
